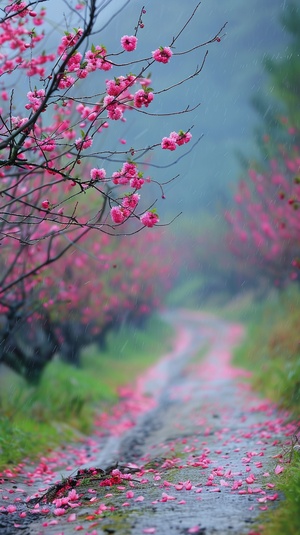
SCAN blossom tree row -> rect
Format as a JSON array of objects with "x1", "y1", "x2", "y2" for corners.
[
  {"x1": 1, "y1": 225, "x2": 175, "y2": 383},
  {"x1": 0, "y1": 0, "x2": 224, "y2": 381},
  {"x1": 226, "y1": 125, "x2": 300, "y2": 289}
]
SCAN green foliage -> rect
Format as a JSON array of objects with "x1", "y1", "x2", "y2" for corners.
[
  {"x1": 0, "y1": 316, "x2": 173, "y2": 470},
  {"x1": 265, "y1": 3, "x2": 300, "y2": 124},
  {"x1": 234, "y1": 288, "x2": 300, "y2": 414}
]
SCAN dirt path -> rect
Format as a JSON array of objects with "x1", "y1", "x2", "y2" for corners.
[{"x1": 0, "y1": 310, "x2": 298, "y2": 535}]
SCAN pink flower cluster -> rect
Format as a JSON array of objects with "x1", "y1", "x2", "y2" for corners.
[
  {"x1": 121, "y1": 35, "x2": 138, "y2": 52},
  {"x1": 76, "y1": 102, "x2": 102, "y2": 123},
  {"x1": 5, "y1": 1, "x2": 32, "y2": 17},
  {"x1": 84, "y1": 45, "x2": 112, "y2": 73},
  {"x1": 90, "y1": 168, "x2": 106, "y2": 181},
  {"x1": 57, "y1": 29, "x2": 83, "y2": 56},
  {"x1": 106, "y1": 75, "x2": 135, "y2": 97},
  {"x1": 25, "y1": 89, "x2": 46, "y2": 112},
  {"x1": 75, "y1": 135, "x2": 93, "y2": 151},
  {"x1": 134, "y1": 89, "x2": 154, "y2": 108},
  {"x1": 110, "y1": 193, "x2": 141, "y2": 224},
  {"x1": 140, "y1": 211, "x2": 159, "y2": 227},
  {"x1": 38, "y1": 137, "x2": 56, "y2": 152},
  {"x1": 161, "y1": 130, "x2": 192, "y2": 151},
  {"x1": 110, "y1": 205, "x2": 159, "y2": 228},
  {"x1": 152, "y1": 46, "x2": 173, "y2": 64},
  {"x1": 110, "y1": 206, "x2": 128, "y2": 224},
  {"x1": 112, "y1": 162, "x2": 145, "y2": 189}
]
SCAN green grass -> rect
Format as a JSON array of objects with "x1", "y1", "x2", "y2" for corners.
[
  {"x1": 233, "y1": 289, "x2": 300, "y2": 413},
  {"x1": 253, "y1": 449, "x2": 300, "y2": 535},
  {"x1": 231, "y1": 287, "x2": 300, "y2": 535},
  {"x1": 0, "y1": 315, "x2": 173, "y2": 470}
]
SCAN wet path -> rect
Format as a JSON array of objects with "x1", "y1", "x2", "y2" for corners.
[{"x1": 0, "y1": 311, "x2": 298, "y2": 534}]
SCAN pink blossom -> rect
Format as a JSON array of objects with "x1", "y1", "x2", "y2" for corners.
[
  {"x1": 6, "y1": 1, "x2": 29, "y2": 15},
  {"x1": 160, "y1": 492, "x2": 175, "y2": 501},
  {"x1": 90, "y1": 168, "x2": 106, "y2": 180},
  {"x1": 274, "y1": 464, "x2": 284, "y2": 475},
  {"x1": 108, "y1": 106, "x2": 123, "y2": 121},
  {"x1": 38, "y1": 137, "x2": 56, "y2": 152},
  {"x1": 6, "y1": 505, "x2": 17, "y2": 513},
  {"x1": 103, "y1": 95, "x2": 123, "y2": 121},
  {"x1": 11, "y1": 116, "x2": 29, "y2": 129},
  {"x1": 54, "y1": 507, "x2": 67, "y2": 516},
  {"x1": 134, "y1": 89, "x2": 154, "y2": 109},
  {"x1": 41, "y1": 200, "x2": 50, "y2": 210},
  {"x1": 25, "y1": 89, "x2": 45, "y2": 111},
  {"x1": 67, "y1": 489, "x2": 80, "y2": 502},
  {"x1": 176, "y1": 130, "x2": 192, "y2": 145},
  {"x1": 75, "y1": 136, "x2": 93, "y2": 150},
  {"x1": 77, "y1": 68, "x2": 88, "y2": 79},
  {"x1": 111, "y1": 206, "x2": 128, "y2": 224},
  {"x1": 121, "y1": 35, "x2": 138, "y2": 52},
  {"x1": 161, "y1": 137, "x2": 177, "y2": 151},
  {"x1": 152, "y1": 46, "x2": 173, "y2": 64},
  {"x1": 67, "y1": 52, "x2": 82, "y2": 72},
  {"x1": 188, "y1": 526, "x2": 201, "y2": 534},
  {"x1": 161, "y1": 131, "x2": 192, "y2": 150},
  {"x1": 140, "y1": 211, "x2": 159, "y2": 227},
  {"x1": 58, "y1": 75, "x2": 75, "y2": 89},
  {"x1": 130, "y1": 176, "x2": 144, "y2": 189},
  {"x1": 122, "y1": 193, "x2": 140, "y2": 210}
]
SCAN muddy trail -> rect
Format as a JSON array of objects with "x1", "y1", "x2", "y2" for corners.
[{"x1": 0, "y1": 310, "x2": 299, "y2": 535}]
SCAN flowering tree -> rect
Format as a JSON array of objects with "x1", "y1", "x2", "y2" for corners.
[
  {"x1": 46, "y1": 229, "x2": 175, "y2": 368},
  {"x1": 226, "y1": 3, "x2": 300, "y2": 294},
  {"x1": 0, "y1": 0, "x2": 224, "y2": 381},
  {"x1": 226, "y1": 127, "x2": 300, "y2": 289},
  {"x1": 0, "y1": 226, "x2": 175, "y2": 381}
]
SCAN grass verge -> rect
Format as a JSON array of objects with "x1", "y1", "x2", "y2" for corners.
[
  {"x1": 0, "y1": 315, "x2": 173, "y2": 470},
  {"x1": 232, "y1": 287, "x2": 300, "y2": 535},
  {"x1": 254, "y1": 449, "x2": 300, "y2": 535},
  {"x1": 233, "y1": 288, "x2": 300, "y2": 413}
]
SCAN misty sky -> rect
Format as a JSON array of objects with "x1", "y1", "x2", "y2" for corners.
[
  {"x1": 99, "y1": 0, "x2": 288, "y2": 213},
  {"x1": 44, "y1": 0, "x2": 289, "y2": 216}
]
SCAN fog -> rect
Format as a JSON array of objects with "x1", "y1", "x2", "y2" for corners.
[
  {"x1": 98, "y1": 0, "x2": 288, "y2": 213},
  {"x1": 1, "y1": 4, "x2": 299, "y2": 524},
  {"x1": 44, "y1": 0, "x2": 288, "y2": 214}
]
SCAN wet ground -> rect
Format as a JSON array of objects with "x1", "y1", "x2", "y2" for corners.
[{"x1": 0, "y1": 310, "x2": 298, "y2": 535}]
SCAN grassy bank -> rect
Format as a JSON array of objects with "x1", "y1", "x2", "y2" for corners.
[
  {"x1": 231, "y1": 288, "x2": 300, "y2": 535},
  {"x1": 233, "y1": 289, "x2": 300, "y2": 414},
  {"x1": 0, "y1": 315, "x2": 173, "y2": 470},
  {"x1": 260, "y1": 449, "x2": 300, "y2": 535}
]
